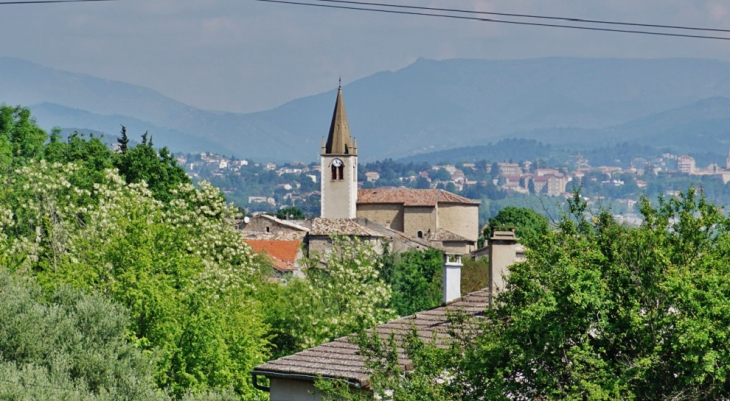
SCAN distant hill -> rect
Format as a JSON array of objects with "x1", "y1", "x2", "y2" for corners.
[
  {"x1": 3, "y1": 57, "x2": 730, "y2": 161},
  {"x1": 397, "y1": 139, "x2": 554, "y2": 164},
  {"x1": 28, "y1": 103, "x2": 231, "y2": 155},
  {"x1": 515, "y1": 97, "x2": 730, "y2": 154}
]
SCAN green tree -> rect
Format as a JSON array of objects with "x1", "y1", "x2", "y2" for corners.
[
  {"x1": 42, "y1": 131, "x2": 115, "y2": 203},
  {"x1": 0, "y1": 162, "x2": 269, "y2": 398},
  {"x1": 272, "y1": 237, "x2": 395, "y2": 352},
  {"x1": 0, "y1": 269, "x2": 166, "y2": 400},
  {"x1": 0, "y1": 105, "x2": 47, "y2": 170},
  {"x1": 276, "y1": 206, "x2": 305, "y2": 220},
  {"x1": 321, "y1": 189, "x2": 730, "y2": 400},
  {"x1": 113, "y1": 129, "x2": 190, "y2": 203},
  {"x1": 429, "y1": 168, "x2": 452, "y2": 182},
  {"x1": 385, "y1": 248, "x2": 443, "y2": 316},
  {"x1": 485, "y1": 206, "x2": 549, "y2": 242}
]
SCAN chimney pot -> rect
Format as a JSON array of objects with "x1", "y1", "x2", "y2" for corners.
[{"x1": 443, "y1": 254, "x2": 463, "y2": 304}]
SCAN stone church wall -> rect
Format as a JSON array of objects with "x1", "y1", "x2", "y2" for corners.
[
  {"x1": 403, "y1": 206, "x2": 437, "y2": 239},
  {"x1": 438, "y1": 204, "x2": 479, "y2": 241},
  {"x1": 356, "y1": 204, "x2": 405, "y2": 232}
]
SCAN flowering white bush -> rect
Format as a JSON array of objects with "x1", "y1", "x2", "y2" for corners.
[
  {"x1": 0, "y1": 161, "x2": 268, "y2": 398},
  {"x1": 293, "y1": 236, "x2": 395, "y2": 349}
]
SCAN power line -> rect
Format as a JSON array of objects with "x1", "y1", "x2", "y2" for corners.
[
  {"x1": 313, "y1": 0, "x2": 730, "y2": 34},
  {"x1": 256, "y1": 0, "x2": 730, "y2": 41},
  {"x1": 0, "y1": 0, "x2": 113, "y2": 4}
]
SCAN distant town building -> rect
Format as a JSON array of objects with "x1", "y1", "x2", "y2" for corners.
[
  {"x1": 498, "y1": 162, "x2": 522, "y2": 176},
  {"x1": 678, "y1": 155, "x2": 696, "y2": 174},
  {"x1": 364, "y1": 171, "x2": 380, "y2": 182}
]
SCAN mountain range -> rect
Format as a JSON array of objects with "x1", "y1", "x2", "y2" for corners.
[{"x1": 2, "y1": 56, "x2": 730, "y2": 162}]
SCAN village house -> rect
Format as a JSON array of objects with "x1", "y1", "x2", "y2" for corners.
[
  {"x1": 245, "y1": 239, "x2": 304, "y2": 278},
  {"x1": 252, "y1": 231, "x2": 522, "y2": 400}
]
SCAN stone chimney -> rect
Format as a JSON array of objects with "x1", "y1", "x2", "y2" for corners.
[
  {"x1": 488, "y1": 229, "x2": 517, "y2": 297},
  {"x1": 443, "y1": 254, "x2": 462, "y2": 304}
]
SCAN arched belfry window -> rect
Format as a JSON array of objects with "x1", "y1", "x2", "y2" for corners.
[{"x1": 331, "y1": 159, "x2": 344, "y2": 181}]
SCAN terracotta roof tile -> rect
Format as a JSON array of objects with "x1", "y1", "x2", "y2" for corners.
[
  {"x1": 244, "y1": 240, "x2": 301, "y2": 272},
  {"x1": 357, "y1": 188, "x2": 480, "y2": 206},
  {"x1": 252, "y1": 290, "x2": 490, "y2": 387}
]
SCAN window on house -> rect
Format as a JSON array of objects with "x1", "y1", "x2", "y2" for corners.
[
  {"x1": 266, "y1": 227, "x2": 270, "y2": 233},
  {"x1": 417, "y1": 231, "x2": 423, "y2": 238},
  {"x1": 338, "y1": 165, "x2": 344, "y2": 180},
  {"x1": 331, "y1": 165, "x2": 337, "y2": 180}
]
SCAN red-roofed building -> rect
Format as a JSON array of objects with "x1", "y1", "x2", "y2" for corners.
[{"x1": 245, "y1": 239, "x2": 303, "y2": 276}]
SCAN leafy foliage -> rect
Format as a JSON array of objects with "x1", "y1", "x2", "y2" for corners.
[
  {"x1": 114, "y1": 127, "x2": 191, "y2": 203},
  {"x1": 484, "y1": 205, "x2": 549, "y2": 242},
  {"x1": 275, "y1": 206, "x2": 305, "y2": 220},
  {"x1": 0, "y1": 269, "x2": 165, "y2": 400},
  {"x1": 0, "y1": 161, "x2": 269, "y2": 398},
  {"x1": 382, "y1": 247, "x2": 443, "y2": 317},
  {"x1": 265, "y1": 237, "x2": 395, "y2": 355},
  {"x1": 0, "y1": 106, "x2": 47, "y2": 170},
  {"x1": 322, "y1": 189, "x2": 730, "y2": 400}
]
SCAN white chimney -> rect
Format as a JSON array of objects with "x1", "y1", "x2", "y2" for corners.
[{"x1": 443, "y1": 254, "x2": 463, "y2": 304}]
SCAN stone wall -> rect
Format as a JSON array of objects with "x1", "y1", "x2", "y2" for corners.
[
  {"x1": 403, "y1": 206, "x2": 437, "y2": 239},
  {"x1": 356, "y1": 204, "x2": 405, "y2": 232},
  {"x1": 438, "y1": 204, "x2": 479, "y2": 242}
]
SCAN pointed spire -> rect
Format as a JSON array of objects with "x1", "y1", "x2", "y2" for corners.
[{"x1": 325, "y1": 84, "x2": 355, "y2": 155}]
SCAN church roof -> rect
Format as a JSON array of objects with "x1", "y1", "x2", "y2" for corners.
[
  {"x1": 324, "y1": 85, "x2": 356, "y2": 155},
  {"x1": 252, "y1": 289, "x2": 490, "y2": 388},
  {"x1": 357, "y1": 188, "x2": 480, "y2": 206}
]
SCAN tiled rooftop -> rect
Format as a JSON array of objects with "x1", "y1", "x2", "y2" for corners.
[
  {"x1": 252, "y1": 290, "x2": 490, "y2": 387},
  {"x1": 357, "y1": 188, "x2": 480, "y2": 207},
  {"x1": 426, "y1": 228, "x2": 472, "y2": 242},
  {"x1": 309, "y1": 218, "x2": 384, "y2": 237},
  {"x1": 245, "y1": 239, "x2": 301, "y2": 272}
]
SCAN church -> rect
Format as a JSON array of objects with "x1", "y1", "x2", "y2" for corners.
[
  {"x1": 318, "y1": 84, "x2": 480, "y2": 254},
  {"x1": 240, "y1": 83, "x2": 479, "y2": 257},
  {"x1": 248, "y1": 84, "x2": 522, "y2": 401}
]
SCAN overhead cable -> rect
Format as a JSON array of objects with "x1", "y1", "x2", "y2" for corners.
[
  {"x1": 0, "y1": 0, "x2": 113, "y2": 4},
  {"x1": 256, "y1": 0, "x2": 730, "y2": 41},
  {"x1": 314, "y1": 0, "x2": 730, "y2": 34}
]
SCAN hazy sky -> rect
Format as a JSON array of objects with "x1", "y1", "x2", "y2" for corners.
[{"x1": 1, "y1": 0, "x2": 728, "y2": 113}]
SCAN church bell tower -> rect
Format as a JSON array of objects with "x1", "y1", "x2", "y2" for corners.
[{"x1": 320, "y1": 83, "x2": 358, "y2": 219}]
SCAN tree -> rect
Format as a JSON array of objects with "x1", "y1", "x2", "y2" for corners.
[
  {"x1": 276, "y1": 206, "x2": 305, "y2": 220},
  {"x1": 113, "y1": 130, "x2": 191, "y2": 203},
  {"x1": 0, "y1": 269, "x2": 165, "y2": 400},
  {"x1": 330, "y1": 189, "x2": 730, "y2": 400},
  {"x1": 0, "y1": 106, "x2": 47, "y2": 170},
  {"x1": 273, "y1": 237, "x2": 395, "y2": 351},
  {"x1": 0, "y1": 161, "x2": 269, "y2": 398},
  {"x1": 429, "y1": 168, "x2": 452, "y2": 182},
  {"x1": 117, "y1": 125, "x2": 130, "y2": 153},
  {"x1": 485, "y1": 206, "x2": 549, "y2": 242},
  {"x1": 385, "y1": 247, "x2": 443, "y2": 317}
]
